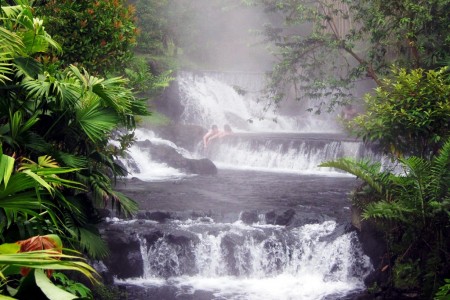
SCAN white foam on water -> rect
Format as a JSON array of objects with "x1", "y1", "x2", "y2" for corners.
[
  {"x1": 207, "y1": 139, "x2": 360, "y2": 176},
  {"x1": 169, "y1": 273, "x2": 361, "y2": 300},
  {"x1": 117, "y1": 128, "x2": 190, "y2": 181},
  {"x1": 124, "y1": 144, "x2": 186, "y2": 181},
  {"x1": 117, "y1": 220, "x2": 372, "y2": 300}
]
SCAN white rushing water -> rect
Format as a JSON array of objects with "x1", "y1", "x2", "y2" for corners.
[
  {"x1": 117, "y1": 129, "x2": 189, "y2": 181},
  {"x1": 208, "y1": 139, "x2": 363, "y2": 175},
  {"x1": 115, "y1": 220, "x2": 373, "y2": 300},
  {"x1": 119, "y1": 72, "x2": 368, "y2": 178},
  {"x1": 178, "y1": 71, "x2": 342, "y2": 133}
]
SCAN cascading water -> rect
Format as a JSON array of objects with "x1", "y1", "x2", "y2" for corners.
[
  {"x1": 204, "y1": 134, "x2": 367, "y2": 174},
  {"x1": 113, "y1": 218, "x2": 373, "y2": 300},
  {"x1": 178, "y1": 71, "x2": 342, "y2": 133},
  {"x1": 105, "y1": 71, "x2": 378, "y2": 299}
]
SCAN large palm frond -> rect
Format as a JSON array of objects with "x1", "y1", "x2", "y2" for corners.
[
  {"x1": 0, "y1": 26, "x2": 22, "y2": 83},
  {"x1": 76, "y1": 99, "x2": 119, "y2": 143},
  {"x1": 363, "y1": 200, "x2": 415, "y2": 221},
  {"x1": 0, "y1": 150, "x2": 83, "y2": 234},
  {"x1": 22, "y1": 71, "x2": 81, "y2": 109},
  {"x1": 61, "y1": 196, "x2": 109, "y2": 259},
  {"x1": 76, "y1": 171, "x2": 138, "y2": 217}
]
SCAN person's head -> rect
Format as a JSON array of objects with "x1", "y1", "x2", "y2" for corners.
[
  {"x1": 224, "y1": 124, "x2": 232, "y2": 132},
  {"x1": 211, "y1": 125, "x2": 218, "y2": 132}
]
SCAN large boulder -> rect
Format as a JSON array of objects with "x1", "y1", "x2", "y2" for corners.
[
  {"x1": 135, "y1": 140, "x2": 217, "y2": 175},
  {"x1": 101, "y1": 226, "x2": 143, "y2": 279},
  {"x1": 151, "y1": 79, "x2": 184, "y2": 122},
  {"x1": 352, "y1": 205, "x2": 389, "y2": 289}
]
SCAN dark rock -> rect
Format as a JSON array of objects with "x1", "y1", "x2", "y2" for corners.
[
  {"x1": 186, "y1": 158, "x2": 217, "y2": 175},
  {"x1": 275, "y1": 209, "x2": 296, "y2": 226},
  {"x1": 352, "y1": 205, "x2": 389, "y2": 289},
  {"x1": 166, "y1": 229, "x2": 200, "y2": 245},
  {"x1": 135, "y1": 140, "x2": 217, "y2": 175},
  {"x1": 97, "y1": 208, "x2": 112, "y2": 219},
  {"x1": 264, "y1": 211, "x2": 277, "y2": 224},
  {"x1": 221, "y1": 233, "x2": 247, "y2": 275},
  {"x1": 146, "y1": 211, "x2": 172, "y2": 222},
  {"x1": 240, "y1": 210, "x2": 259, "y2": 224},
  {"x1": 102, "y1": 228, "x2": 143, "y2": 279},
  {"x1": 141, "y1": 229, "x2": 164, "y2": 245},
  {"x1": 136, "y1": 211, "x2": 147, "y2": 219}
]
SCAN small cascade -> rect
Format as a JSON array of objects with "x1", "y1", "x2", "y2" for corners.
[
  {"x1": 204, "y1": 133, "x2": 369, "y2": 174},
  {"x1": 115, "y1": 218, "x2": 373, "y2": 300},
  {"x1": 116, "y1": 129, "x2": 188, "y2": 181}
]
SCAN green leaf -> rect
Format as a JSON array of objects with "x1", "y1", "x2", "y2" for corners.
[
  {"x1": 22, "y1": 169, "x2": 54, "y2": 195},
  {"x1": 76, "y1": 102, "x2": 118, "y2": 143},
  {"x1": 34, "y1": 269, "x2": 77, "y2": 300},
  {"x1": 0, "y1": 294, "x2": 17, "y2": 300},
  {"x1": 0, "y1": 242, "x2": 20, "y2": 254},
  {"x1": 13, "y1": 56, "x2": 42, "y2": 78},
  {"x1": 0, "y1": 152, "x2": 15, "y2": 187}
]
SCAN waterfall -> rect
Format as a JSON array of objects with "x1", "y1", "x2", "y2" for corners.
[
  {"x1": 107, "y1": 71, "x2": 381, "y2": 299},
  {"x1": 116, "y1": 129, "x2": 189, "y2": 181},
  {"x1": 116, "y1": 219, "x2": 373, "y2": 300},
  {"x1": 177, "y1": 71, "x2": 342, "y2": 133},
  {"x1": 205, "y1": 134, "x2": 365, "y2": 174}
]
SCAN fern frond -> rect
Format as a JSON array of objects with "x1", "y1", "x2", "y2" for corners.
[
  {"x1": 78, "y1": 227, "x2": 109, "y2": 259},
  {"x1": 429, "y1": 139, "x2": 450, "y2": 201},
  {"x1": 320, "y1": 158, "x2": 384, "y2": 193},
  {"x1": 363, "y1": 200, "x2": 415, "y2": 221},
  {"x1": 109, "y1": 190, "x2": 138, "y2": 218}
]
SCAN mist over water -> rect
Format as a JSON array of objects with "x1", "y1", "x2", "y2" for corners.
[
  {"x1": 178, "y1": 71, "x2": 342, "y2": 133},
  {"x1": 121, "y1": 72, "x2": 362, "y2": 179}
]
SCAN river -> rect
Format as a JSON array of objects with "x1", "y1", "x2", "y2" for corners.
[{"x1": 100, "y1": 72, "x2": 376, "y2": 300}]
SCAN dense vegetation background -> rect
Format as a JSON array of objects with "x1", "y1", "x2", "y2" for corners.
[{"x1": 0, "y1": 0, "x2": 449, "y2": 299}]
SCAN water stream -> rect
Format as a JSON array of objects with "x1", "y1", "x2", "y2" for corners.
[{"x1": 107, "y1": 72, "x2": 375, "y2": 299}]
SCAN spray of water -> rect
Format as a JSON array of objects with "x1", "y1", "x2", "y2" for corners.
[
  {"x1": 178, "y1": 72, "x2": 342, "y2": 133},
  {"x1": 117, "y1": 220, "x2": 372, "y2": 300}
]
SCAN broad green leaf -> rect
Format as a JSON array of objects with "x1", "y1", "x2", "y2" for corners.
[
  {"x1": 13, "y1": 56, "x2": 42, "y2": 78},
  {"x1": 0, "y1": 153, "x2": 15, "y2": 187},
  {"x1": 0, "y1": 243, "x2": 20, "y2": 254},
  {"x1": 34, "y1": 269, "x2": 77, "y2": 300},
  {"x1": 22, "y1": 169, "x2": 54, "y2": 195}
]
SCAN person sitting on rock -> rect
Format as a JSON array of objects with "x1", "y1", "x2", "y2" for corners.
[{"x1": 203, "y1": 124, "x2": 219, "y2": 148}]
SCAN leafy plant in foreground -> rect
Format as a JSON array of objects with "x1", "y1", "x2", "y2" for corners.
[
  {"x1": 0, "y1": 148, "x2": 98, "y2": 299},
  {"x1": 349, "y1": 67, "x2": 450, "y2": 158},
  {"x1": 320, "y1": 139, "x2": 450, "y2": 296}
]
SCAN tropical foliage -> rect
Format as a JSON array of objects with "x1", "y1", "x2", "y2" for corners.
[
  {"x1": 320, "y1": 139, "x2": 450, "y2": 296},
  {"x1": 0, "y1": 148, "x2": 98, "y2": 298},
  {"x1": 245, "y1": 0, "x2": 450, "y2": 111},
  {"x1": 0, "y1": 2, "x2": 152, "y2": 297},
  {"x1": 34, "y1": 0, "x2": 138, "y2": 75},
  {"x1": 349, "y1": 66, "x2": 450, "y2": 158}
]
